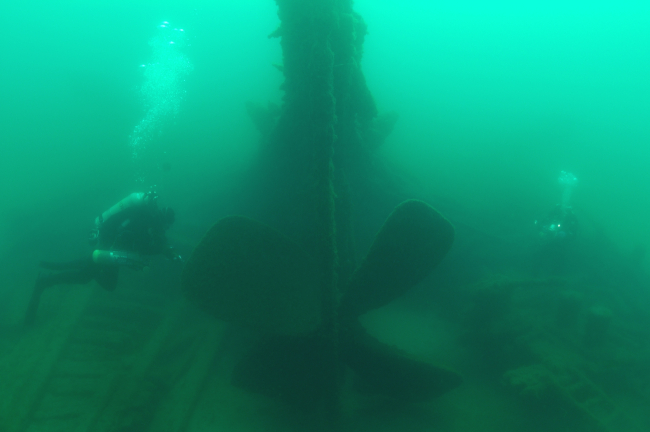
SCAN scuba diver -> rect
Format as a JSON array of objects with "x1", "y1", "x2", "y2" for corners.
[
  {"x1": 536, "y1": 203, "x2": 579, "y2": 242},
  {"x1": 25, "y1": 188, "x2": 181, "y2": 326},
  {"x1": 535, "y1": 171, "x2": 579, "y2": 242},
  {"x1": 532, "y1": 171, "x2": 579, "y2": 274}
]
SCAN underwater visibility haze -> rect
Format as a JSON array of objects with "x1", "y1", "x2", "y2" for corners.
[{"x1": 1, "y1": 1, "x2": 650, "y2": 431}]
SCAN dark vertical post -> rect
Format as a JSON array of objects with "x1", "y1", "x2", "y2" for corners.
[
  {"x1": 269, "y1": 0, "x2": 375, "y2": 427},
  {"x1": 273, "y1": 0, "x2": 340, "y2": 427},
  {"x1": 309, "y1": 12, "x2": 340, "y2": 429}
]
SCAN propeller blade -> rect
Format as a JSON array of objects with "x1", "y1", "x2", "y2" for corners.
[
  {"x1": 339, "y1": 200, "x2": 454, "y2": 319},
  {"x1": 182, "y1": 216, "x2": 321, "y2": 335},
  {"x1": 231, "y1": 333, "x2": 336, "y2": 409},
  {"x1": 340, "y1": 320, "x2": 462, "y2": 401}
]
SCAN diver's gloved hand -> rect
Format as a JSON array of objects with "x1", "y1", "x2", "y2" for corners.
[
  {"x1": 143, "y1": 186, "x2": 159, "y2": 205},
  {"x1": 88, "y1": 228, "x2": 99, "y2": 245},
  {"x1": 162, "y1": 246, "x2": 184, "y2": 263},
  {"x1": 171, "y1": 254, "x2": 184, "y2": 263}
]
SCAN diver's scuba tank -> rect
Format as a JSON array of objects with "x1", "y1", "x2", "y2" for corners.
[
  {"x1": 94, "y1": 189, "x2": 158, "y2": 227},
  {"x1": 92, "y1": 250, "x2": 146, "y2": 269}
]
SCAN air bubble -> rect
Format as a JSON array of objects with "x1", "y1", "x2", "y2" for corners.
[{"x1": 130, "y1": 22, "x2": 193, "y2": 184}]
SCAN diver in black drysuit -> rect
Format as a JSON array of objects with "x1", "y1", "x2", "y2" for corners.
[
  {"x1": 533, "y1": 204, "x2": 579, "y2": 275},
  {"x1": 536, "y1": 204, "x2": 579, "y2": 242},
  {"x1": 24, "y1": 190, "x2": 180, "y2": 326},
  {"x1": 531, "y1": 171, "x2": 580, "y2": 275}
]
